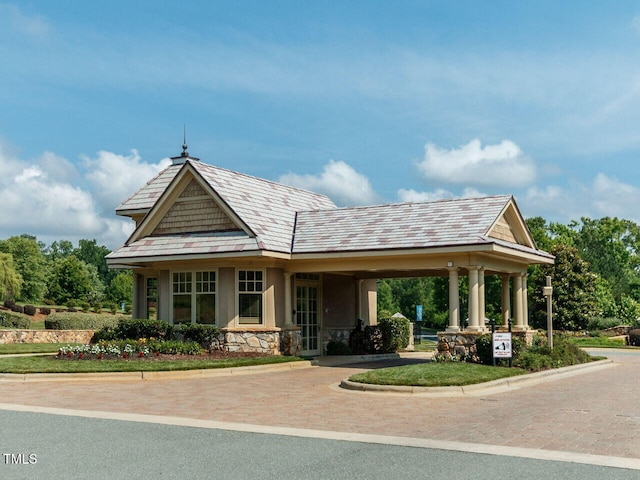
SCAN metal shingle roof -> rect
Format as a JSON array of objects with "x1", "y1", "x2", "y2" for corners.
[
  {"x1": 107, "y1": 232, "x2": 261, "y2": 260},
  {"x1": 112, "y1": 160, "x2": 337, "y2": 256},
  {"x1": 292, "y1": 195, "x2": 513, "y2": 253},
  {"x1": 116, "y1": 164, "x2": 183, "y2": 214},
  {"x1": 111, "y1": 159, "x2": 538, "y2": 260}
]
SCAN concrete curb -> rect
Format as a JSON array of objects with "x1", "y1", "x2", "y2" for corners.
[
  {"x1": 0, "y1": 360, "x2": 315, "y2": 382},
  {"x1": 339, "y1": 359, "x2": 614, "y2": 397}
]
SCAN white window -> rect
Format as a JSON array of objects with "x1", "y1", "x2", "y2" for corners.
[
  {"x1": 146, "y1": 277, "x2": 158, "y2": 320},
  {"x1": 238, "y1": 270, "x2": 264, "y2": 324},
  {"x1": 172, "y1": 271, "x2": 216, "y2": 325}
]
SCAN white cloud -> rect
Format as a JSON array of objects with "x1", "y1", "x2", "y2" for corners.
[
  {"x1": 591, "y1": 173, "x2": 640, "y2": 219},
  {"x1": 397, "y1": 187, "x2": 485, "y2": 203},
  {"x1": 416, "y1": 139, "x2": 536, "y2": 188},
  {"x1": 83, "y1": 149, "x2": 171, "y2": 212},
  {"x1": 0, "y1": 140, "x2": 169, "y2": 249},
  {"x1": 279, "y1": 160, "x2": 377, "y2": 206},
  {"x1": 397, "y1": 188, "x2": 454, "y2": 203},
  {"x1": 523, "y1": 174, "x2": 640, "y2": 224}
]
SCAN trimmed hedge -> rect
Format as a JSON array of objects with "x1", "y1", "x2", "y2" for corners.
[
  {"x1": 92, "y1": 318, "x2": 174, "y2": 343},
  {"x1": 45, "y1": 313, "x2": 121, "y2": 330},
  {"x1": 0, "y1": 312, "x2": 31, "y2": 329},
  {"x1": 175, "y1": 323, "x2": 219, "y2": 348},
  {"x1": 378, "y1": 317, "x2": 411, "y2": 353},
  {"x1": 23, "y1": 305, "x2": 37, "y2": 316}
]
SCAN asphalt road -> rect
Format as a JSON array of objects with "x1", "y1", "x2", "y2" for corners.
[{"x1": 1, "y1": 409, "x2": 638, "y2": 480}]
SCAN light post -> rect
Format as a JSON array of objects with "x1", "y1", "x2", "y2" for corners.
[{"x1": 543, "y1": 275, "x2": 553, "y2": 350}]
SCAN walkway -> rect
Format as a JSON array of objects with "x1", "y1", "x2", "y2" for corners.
[{"x1": 0, "y1": 349, "x2": 638, "y2": 463}]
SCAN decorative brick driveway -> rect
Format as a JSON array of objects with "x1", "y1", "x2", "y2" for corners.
[{"x1": 0, "y1": 349, "x2": 638, "y2": 459}]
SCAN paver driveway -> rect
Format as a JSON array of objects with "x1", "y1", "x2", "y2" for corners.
[{"x1": 0, "y1": 349, "x2": 638, "y2": 460}]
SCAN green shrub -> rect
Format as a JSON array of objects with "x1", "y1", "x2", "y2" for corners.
[
  {"x1": 80, "y1": 301, "x2": 91, "y2": 312},
  {"x1": 39, "y1": 307, "x2": 51, "y2": 316},
  {"x1": 175, "y1": 323, "x2": 219, "y2": 347},
  {"x1": 4, "y1": 300, "x2": 16, "y2": 309},
  {"x1": 11, "y1": 304, "x2": 24, "y2": 314},
  {"x1": 0, "y1": 312, "x2": 31, "y2": 329},
  {"x1": 588, "y1": 317, "x2": 622, "y2": 332},
  {"x1": 326, "y1": 340, "x2": 352, "y2": 355},
  {"x1": 378, "y1": 317, "x2": 411, "y2": 353},
  {"x1": 364, "y1": 325, "x2": 383, "y2": 353},
  {"x1": 112, "y1": 318, "x2": 173, "y2": 341},
  {"x1": 23, "y1": 305, "x2": 37, "y2": 316},
  {"x1": 91, "y1": 326, "x2": 116, "y2": 343},
  {"x1": 514, "y1": 349, "x2": 555, "y2": 371},
  {"x1": 45, "y1": 313, "x2": 120, "y2": 330},
  {"x1": 92, "y1": 301, "x2": 102, "y2": 313},
  {"x1": 147, "y1": 340, "x2": 203, "y2": 355}
]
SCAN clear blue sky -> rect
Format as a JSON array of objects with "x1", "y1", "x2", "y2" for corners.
[{"x1": 2, "y1": 1, "x2": 640, "y2": 248}]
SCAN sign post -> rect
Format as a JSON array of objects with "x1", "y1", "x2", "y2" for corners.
[
  {"x1": 543, "y1": 276, "x2": 553, "y2": 351},
  {"x1": 493, "y1": 332, "x2": 512, "y2": 363}
]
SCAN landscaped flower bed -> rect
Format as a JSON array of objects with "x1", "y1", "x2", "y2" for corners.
[{"x1": 55, "y1": 339, "x2": 203, "y2": 360}]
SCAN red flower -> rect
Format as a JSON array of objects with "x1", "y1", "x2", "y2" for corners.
[
  {"x1": 66, "y1": 352, "x2": 73, "y2": 358},
  {"x1": 122, "y1": 353, "x2": 128, "y2": 358},
  {"x1": 138, "y1": 351, "x2": 144, "y2": 357}
]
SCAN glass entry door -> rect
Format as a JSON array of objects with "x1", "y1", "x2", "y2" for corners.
[{"x1": 296, "y1": 284, "x2": 320, "y2": 356}]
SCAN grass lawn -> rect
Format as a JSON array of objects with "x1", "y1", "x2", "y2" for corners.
[
  {"x1": 348, "y1": 362, "x2": 526, "y2": 387},
  {"x1": 0, "y1": 354, "x2": 304, "y2": 374},
  {"x1": 0, "y1": 343, "x2": 80, "y2": 355},
  {"x1": 410, "y1": 340, "x2": 437, "y2": 352},
  {"x1": 567, "y1": 336, "x2": 629, "y2": 348}
]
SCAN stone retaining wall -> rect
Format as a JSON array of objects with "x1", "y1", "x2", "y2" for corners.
[{"x1": 0, "y1": 329, "x2": 95, "y2": 344}]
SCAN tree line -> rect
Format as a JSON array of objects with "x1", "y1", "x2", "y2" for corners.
[
  {"x1": 0, "y1": 234, "x2": 132, "y2": 309},
  {"x1": 2, "y1": 215, "x2": 639, "y2": 330},
  {"x1": 378, "y1": 216, "x2": 640, "y2": 331}
]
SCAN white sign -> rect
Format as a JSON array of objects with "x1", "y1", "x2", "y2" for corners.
[{"x1": 492, "y1": 332, "x2": 512, "y2": 358}]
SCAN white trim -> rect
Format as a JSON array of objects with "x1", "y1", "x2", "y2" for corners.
[
  {"x1": 169, "y1": 269, "x2": 218, "y2": 326},
  {"x1": 294, "y1": 274, "x2": 322, "y2": 356},
  {"x1": 235, "y1": 268, "x2": 266, "y2": 327}
]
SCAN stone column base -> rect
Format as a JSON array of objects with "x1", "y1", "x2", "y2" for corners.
[{"x1": 280, "y1": 327, "x2": 302, "y2": 356}]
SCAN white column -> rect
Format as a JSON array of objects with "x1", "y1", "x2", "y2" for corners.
[
  {"x1": 478, "y1": 267, "x2": 486, "y2": 330},
  {"x1": 357, "y1": 279, "x2": 364, "y2": 320},
  {"x1": 446, "y1": 267, "x2": 460, "y2": 332},
  {"x1": 284, "y1": 272, "x2": 293, "y2": 327},
  {"x1": 132, "y1": 273, "x2": 141, "y2": 319},
  {"x1": 501, "y1": 274, "x2": 511, "y2": 328},
  {"x1": 467, "y1": 266, "x2": 480, "y2": 331},
  {"x1": 522, "y1": 273, "x2": 529, "y2": 329},
  {"x1": 513, "y1": 273, "x2": 524, "y2": 330}
]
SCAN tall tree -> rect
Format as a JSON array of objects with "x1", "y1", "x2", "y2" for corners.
[
  {"x1": 0, "y1": 235, "x2": 48, "y2": 302},
  {"x1": 529, "y1": 244, "x2": 599, "y2": 330},
  {"x1": 0, "y1": 253, "x2": 22, "y2": 300},
  {"x1": 106, "y1": 271, "x2": 133, "y2": 305},
  {"x1": 46, "y1": 255, "x2": 104, "y2": 305},
  {"x1": 574, "y1": 217, "x2": 640, "y2": 300},
  {"x1": 74, "y1": 239, "x2": 114, "y2": 285}
]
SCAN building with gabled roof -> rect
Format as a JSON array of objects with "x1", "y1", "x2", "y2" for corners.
[{"x1": 107, "y1": 146, "x2": 554, "y2": 356}]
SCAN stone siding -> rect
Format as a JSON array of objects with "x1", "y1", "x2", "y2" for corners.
[
  {"x1": 0, "y1": 330, "x2": 95, "y2": 344},
  {"x1": 218, "y1": 330, "x2": 281, "y2": 355}
]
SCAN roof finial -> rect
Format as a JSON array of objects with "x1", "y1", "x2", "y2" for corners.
[{"x1": 181, "y1": 124, "x2": 189, "y2": 157}]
